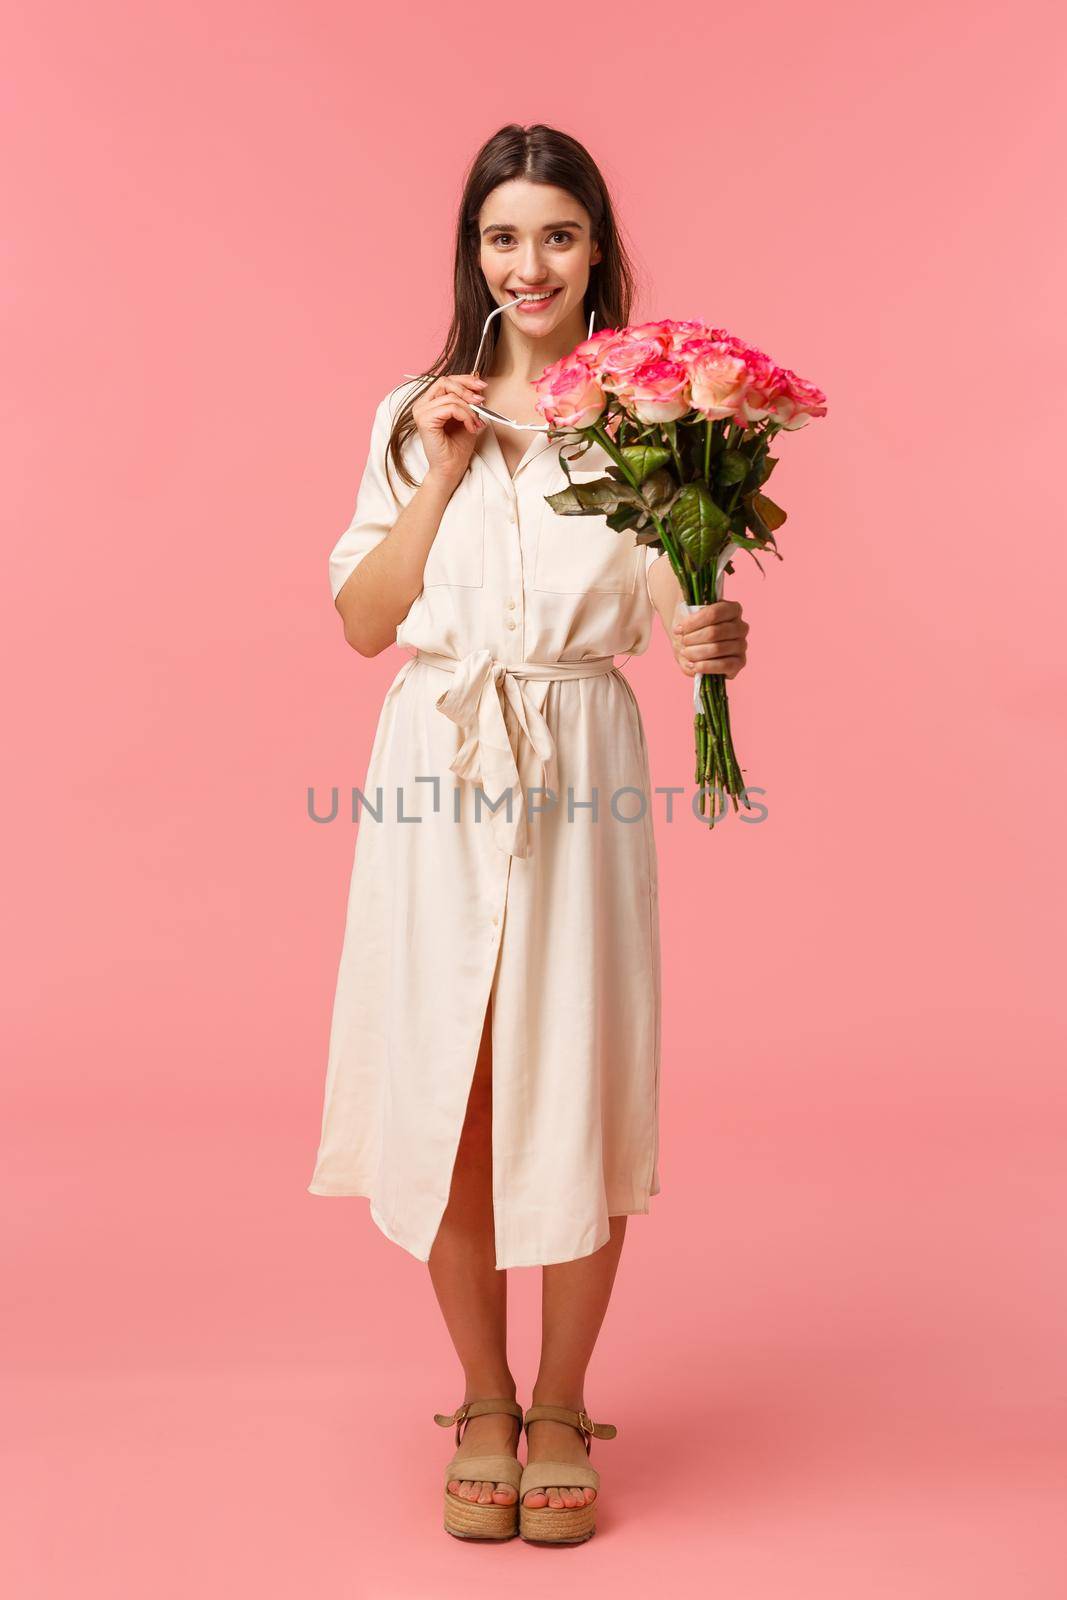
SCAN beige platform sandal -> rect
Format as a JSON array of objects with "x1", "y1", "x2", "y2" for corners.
[
  {"x1": 519, "y1": 1403, "x2": 618, "y2": 1546},
  {"x1": 433, "y1": 1397, "x2": 524, "y2": 1541}
]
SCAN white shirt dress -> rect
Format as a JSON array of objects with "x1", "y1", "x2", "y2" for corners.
[{"x1": 308, "y1": 380, "x2": 665, "y2": 1269}]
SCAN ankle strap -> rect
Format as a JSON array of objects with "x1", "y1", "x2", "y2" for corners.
[
  {"x1": 522, "y1": 1403, "x2": 618, "y2": 1451},
  {"x1": 433, "y1": 1397, "x2": 523, "y2": 1449}
]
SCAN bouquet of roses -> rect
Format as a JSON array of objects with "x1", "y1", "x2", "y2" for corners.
[{"x1": 533, "y1": 321, "x2": 827, "y2": 824}]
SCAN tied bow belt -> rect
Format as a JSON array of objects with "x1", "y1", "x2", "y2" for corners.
[{"x1": 415, "y1": 647, "x2": 618, "y2": 860}]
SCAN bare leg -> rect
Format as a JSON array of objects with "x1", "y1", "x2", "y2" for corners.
[
  {"x1": 522, "y1": 1216, "x2": 628, "y2": 1510},
  {"x1": 427, "y1": 996, "x2": 519, "y2": 1507}
]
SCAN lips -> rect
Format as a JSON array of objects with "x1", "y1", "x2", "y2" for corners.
[{"x1": 508, "y1": 287, "x2": 562, "y2": 303}]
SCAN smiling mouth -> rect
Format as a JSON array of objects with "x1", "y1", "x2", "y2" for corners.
[{"x1": 508, "y1": 287, "x2": 562, "y2": 303}]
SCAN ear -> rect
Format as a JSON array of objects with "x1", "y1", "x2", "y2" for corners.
[{"x1": 590, "y1": 238, "x2": 602, "y2": 267}]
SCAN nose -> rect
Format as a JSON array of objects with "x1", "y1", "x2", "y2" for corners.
[{"x1": 517, "y1": 239, "x2": 548, "y2": 283}]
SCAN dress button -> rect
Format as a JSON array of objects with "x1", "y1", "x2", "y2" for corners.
[
  {"x1": 491, "y1": 914, "x2": 499, "y2": 926},
  {"x1": 505, "y1": 597, "x2": 516, "y2": 609},
  {"x1": 505, "y1": 618, "x2": 517, "y2": 630}
]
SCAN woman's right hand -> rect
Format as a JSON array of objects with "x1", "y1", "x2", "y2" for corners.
[{"x1": 413, "y1": 373, "x2": 488, "y2": 488}]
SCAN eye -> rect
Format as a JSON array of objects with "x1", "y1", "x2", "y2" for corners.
[{"x1": 487, "y1": 230, "x2": 575, "y2": 248}]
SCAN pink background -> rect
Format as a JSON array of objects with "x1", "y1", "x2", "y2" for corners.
[{"x1": 5, "y1": 0, "x2": 1066, "y2": 1594}]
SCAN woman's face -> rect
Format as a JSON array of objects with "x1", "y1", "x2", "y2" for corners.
[{"x1": 477, "y1": 179, "x2": 601, "y2": 339}]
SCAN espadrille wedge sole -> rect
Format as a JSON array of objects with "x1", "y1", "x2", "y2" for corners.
[
  {"x1": 433, "y1": 1398, "x2": 524, "y2": 1542},
  {"x1": 519, "y1": 1403, "x2": 617, "y2": 1546}
]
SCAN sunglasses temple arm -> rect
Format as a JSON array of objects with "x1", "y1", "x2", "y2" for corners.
[{"x1": 402, "y1": 304, "x2": 597, "y2": 431}]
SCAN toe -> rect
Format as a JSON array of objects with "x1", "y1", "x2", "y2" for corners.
[
  {"x1": 547, "y1": 1486, "x2": 564, "y2": 1508},
  {"x1": 523, "y1": 1489, "x2": 548, "y2": 1507},
  {"x1": 492, "y1": 1483, "x2": 517, "y2": 1504},
  {"x1": 563, "y1": 1487, "x2": 582, "y2": 1508},
  {"x1": 460, "y1": 1479, "x2": 478, "y2": 1501},
  {"x1": 476, "y1": 1481, "x2": 495, "y2": 1505}
]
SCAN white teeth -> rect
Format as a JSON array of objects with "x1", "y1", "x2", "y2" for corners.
[{"x1": 512, "y1": 289, "x2": 558, "y2": 301}]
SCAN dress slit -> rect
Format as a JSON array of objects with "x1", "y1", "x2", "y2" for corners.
[{"x1": 426, "y1": 870, "x2": 510, "y2": 1261}]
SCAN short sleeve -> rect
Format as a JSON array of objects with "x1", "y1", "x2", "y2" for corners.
[{"x1": 329, "y1": 387, "x2": 422, "y2": 602}]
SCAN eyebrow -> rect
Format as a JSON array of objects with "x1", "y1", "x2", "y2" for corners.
[{"x1": 481, "y1": 219, "x2": 586, "y2": 235}]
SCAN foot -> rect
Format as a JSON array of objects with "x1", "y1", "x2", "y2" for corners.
[
  {"x1": 446, "y1": 1409, "x2": 521, "y2": 1508},
  {"x1": 522, "y1": 1412, "x2": 598, "y2": 1511}
]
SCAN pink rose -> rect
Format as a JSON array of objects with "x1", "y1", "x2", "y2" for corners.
[
  {"x1": 666, "y1": 320, "x2": 713, "y2": 353},
  {"x1": 570, "y1": 327, "x2": 620, "y2": 368},
  {"x1": 623, "y1": 320, "x2": 674, "y2": 352},
  {"x1": 622, "y1": 359, "x2": 692, "y2": 424},
  {"x1": 533, "y1": 360, "x2": 607, "y2": 430},
  {"x1": 735, "y1": 353, "x2": 787, "y2": 425},
  {"x1": 595, "y1": 335, "x2": 669, "y2": 395},
  {"x1": 682, "y1": 341, "x2": 751, "y2": 421},
  {"x1": 765, "y1": 367, "x2": 828, "y2": 429}
]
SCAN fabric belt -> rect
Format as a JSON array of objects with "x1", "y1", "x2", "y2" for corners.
[{"x1": 414, "y1": 647, "x2": 618, "y2": 859}]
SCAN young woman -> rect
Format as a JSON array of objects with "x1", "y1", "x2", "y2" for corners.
[{"x1": 309, "y1": 123, "x2": 749, "y2": 1546}]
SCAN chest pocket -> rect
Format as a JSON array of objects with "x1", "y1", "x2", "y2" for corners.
[
  {"x1": 533, "y1": 469, "x2": 641, "y2": 596},
  {"x1": 422, "y1": 471, "x2": 485, "y2": 588}
]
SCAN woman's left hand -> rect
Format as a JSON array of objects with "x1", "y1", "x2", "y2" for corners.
[{"x1": 671, "y1": 600, "x2": 749, "y2": 679}]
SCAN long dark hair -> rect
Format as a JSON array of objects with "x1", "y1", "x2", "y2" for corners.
[{"x1": 385, "y1": 123, "x2": 638, "y2": 491}]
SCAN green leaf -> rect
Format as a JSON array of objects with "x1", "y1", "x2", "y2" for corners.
[
  {"x1": 669, "y1": 482, "x2": 731, "y2": 573},
  {"x1": 606, "y1": 505, "x2": 644, "y2": 532},
  {"x1": 617, "y1": 445, "x2": 672, "y2": 484},
  {"x1": 640, "y1": 467, "x2": 680, "y2": 511},
  {"x1": 717, "y1": 448, "x2": 749, "y2": 487},
  {"x1": 729, "y1": 532, "x2": 782, "y2": 558},
  {"x1": 544, "y1": 478, "x2": 646, "y2": 518}
]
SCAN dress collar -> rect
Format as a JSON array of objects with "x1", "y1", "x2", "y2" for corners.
[{"x1": 473, "y1": 421, "x2": 556, "y2": 496}]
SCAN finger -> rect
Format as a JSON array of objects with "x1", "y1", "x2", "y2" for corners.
[
  {"x1": 680, "y1": 618, "x2": 747, "y2": 636},
  {"x1": 418, "y1": 377, "x2": 478, "y2": 409},
  {"x1": 420, "y1": 387, "x2": 480, "y2": 420},
  {"x1": 426, "y1": 398, "x2": 484, "y2": 433},
  {"x1": 438, "y1": 376, "x2": 487, "y2": 405},
  {"x1": 673, "y1": 600, "x2": 742, "y2": 633},
  {"x1": 686, "y1": 655, "x2": 745, "y2": 676},
  {"x1": 682, "y1": 639, "x2": 745, "y2": 663},
  {"x1": 675, "y1": 624, "x2": 747, "y2": 648}
]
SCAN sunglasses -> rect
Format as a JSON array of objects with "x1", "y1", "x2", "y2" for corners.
[{"x1": 403, "y1": 297, "x2": 598, "y2": 432}]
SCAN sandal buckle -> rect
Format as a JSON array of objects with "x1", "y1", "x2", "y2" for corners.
[{"x1": 576, "y1": 1408, "x2": 595, "y2": 1444}]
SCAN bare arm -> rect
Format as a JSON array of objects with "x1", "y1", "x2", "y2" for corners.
[
  {"x1": 647, "y1": 549, "x2": 685, "y2": 634},
  {"x1": 335, "y1": 468, "x2": 458, "y2": 656}
]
